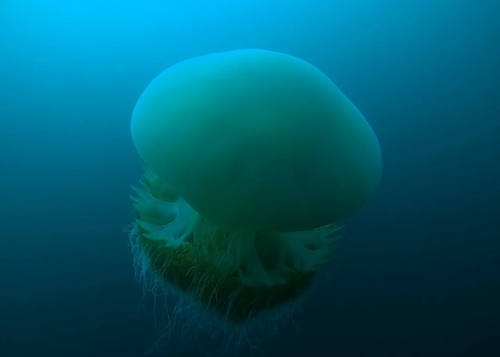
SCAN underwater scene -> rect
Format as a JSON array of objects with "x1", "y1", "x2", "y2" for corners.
[{"x1": 0, "y1": 1, "x2": 499, "y2": 356}]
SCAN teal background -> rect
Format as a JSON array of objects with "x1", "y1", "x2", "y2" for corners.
[{"x1": 1, "y1": 1, "x2": 499, "y2": 356}]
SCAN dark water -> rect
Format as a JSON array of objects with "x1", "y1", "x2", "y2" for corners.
[{"x1": 1, "y1": 1, "x2": 499, "y2": 356}]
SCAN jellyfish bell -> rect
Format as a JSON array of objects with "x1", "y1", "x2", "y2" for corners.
[
  {"x1": 131, "y1": 49, "x2": 382, "y2": 232},
  {"x1": 129, "y1": 49, "x2": 381, "y2": 334}
]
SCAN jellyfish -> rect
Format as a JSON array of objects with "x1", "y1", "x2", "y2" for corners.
[{"x1": 129, "y1": 50, "x2": 381, "y2": 329}]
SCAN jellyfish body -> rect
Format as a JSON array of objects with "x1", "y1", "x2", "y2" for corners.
[
  {"x1": 130, "y1": 50, "x2": 381, "y2": 325},
  {"x1": 130, "y1": 167, "x2": 340, "y2": 323}
]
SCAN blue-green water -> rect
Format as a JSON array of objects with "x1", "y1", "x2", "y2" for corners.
[{"x1": 1, "y1": 1, "x2": 499, "y2": 356}]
